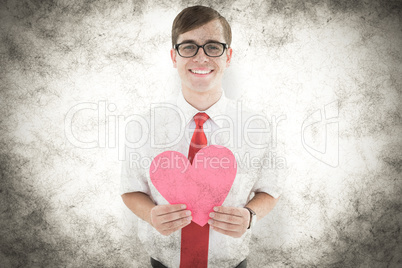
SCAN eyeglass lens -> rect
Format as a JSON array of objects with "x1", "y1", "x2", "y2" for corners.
[{"x1": 178, "y1": 43, "x2": 224, "y2": 57}]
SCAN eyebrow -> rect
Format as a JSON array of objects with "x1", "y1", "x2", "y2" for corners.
[{"x1": 178, "y1": 39, "x2": 223, "y2": 44}]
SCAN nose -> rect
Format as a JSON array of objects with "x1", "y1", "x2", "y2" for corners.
[{"x1": 193, "y1": 46, "x2": 209, "y2": 62}]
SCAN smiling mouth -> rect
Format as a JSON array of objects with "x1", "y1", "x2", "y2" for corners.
[{"x1": 189, "y1": 69, "x2": 213, "y2": 75}]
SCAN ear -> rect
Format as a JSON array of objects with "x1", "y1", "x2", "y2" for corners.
[
  {"x1": 225, "y1": 47, "x2": 233, "y2": 68},
  {"x1": 170, "y1": 48, "x2": 177, "y2": 68}
]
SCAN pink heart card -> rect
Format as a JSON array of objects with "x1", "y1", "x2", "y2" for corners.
[{"x1": 149, "y1": 145, "x2": 237, "y2": 226}]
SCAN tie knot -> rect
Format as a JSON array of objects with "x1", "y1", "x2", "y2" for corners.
[{"x1": 193, "y1": 112, "x2": 209, "y2": 128}]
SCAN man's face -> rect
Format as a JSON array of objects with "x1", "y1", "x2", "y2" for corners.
[{"x1": 170, "y1": 19, "x2": 233, "y2": 94}]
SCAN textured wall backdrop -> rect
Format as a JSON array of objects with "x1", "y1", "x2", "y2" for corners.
[{"x1": 0, "y1": 0, "x2": 401, "y2": 267}]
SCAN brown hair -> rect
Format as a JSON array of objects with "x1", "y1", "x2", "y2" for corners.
[{"x1": 171, "y1": 5, "x2": 232, "y2": 47}]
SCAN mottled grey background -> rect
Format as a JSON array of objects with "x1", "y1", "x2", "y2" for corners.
[{"x1": 0, "y1": 0, "x2": 401, "y2": 267}]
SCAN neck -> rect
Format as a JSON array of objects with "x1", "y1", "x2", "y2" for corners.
[{"x1": 182, "y1": 87, "x2": 223, "y2": 111}]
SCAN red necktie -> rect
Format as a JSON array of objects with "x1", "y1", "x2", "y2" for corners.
[{"x1": 180, "y1": 112, "x2": 210, "y2": 268}]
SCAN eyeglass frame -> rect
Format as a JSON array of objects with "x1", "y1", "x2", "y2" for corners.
[{"x1": 173, "y1": 42, "x2": 229, "y2": 58}]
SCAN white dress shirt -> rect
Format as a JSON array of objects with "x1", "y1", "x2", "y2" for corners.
[{"x1": 120, "y1": 90, "x2": 283, "y2": 268}]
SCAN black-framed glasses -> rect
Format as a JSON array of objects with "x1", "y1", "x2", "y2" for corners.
[{"x1": 174, "y1": 42, "x2": 228, "y2": 58}]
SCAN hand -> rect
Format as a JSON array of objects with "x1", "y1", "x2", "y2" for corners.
[
  {"x1": 150, "y1": 204, "x2": 192, "y2": 236},
  {"x1": 208, "y1": 206, "x2": 250, "y2": 238}
]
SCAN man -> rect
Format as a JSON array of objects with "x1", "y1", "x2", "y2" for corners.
[{"x1": 121, "y1": 5, "x2": 281, "y2": 268}]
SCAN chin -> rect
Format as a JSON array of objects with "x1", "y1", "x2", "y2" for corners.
[
  {"x1": 190, "y1": 86, "x2": 214, "y2": 93},
  {"x1": 190, "y1": 81, "x2": 217, "y2": 92}
]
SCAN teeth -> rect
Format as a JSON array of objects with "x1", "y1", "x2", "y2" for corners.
[{"x1": 190, "y1": 69, "x2": 211, "y2": 74}]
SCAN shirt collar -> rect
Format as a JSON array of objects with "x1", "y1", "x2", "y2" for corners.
[{"x1": 176, "y1": 90, "x2": 228, "y2": 128}]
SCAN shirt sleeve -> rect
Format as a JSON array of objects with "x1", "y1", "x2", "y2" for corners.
[
  {"x1": 119, "y1": 114, "x2": 151, "y2": 196},
  {"x1": 251, "y1": 146, "x2": 284, "y2": 199},
  {"x1": 119, "y1": 151, "x2": 151, "y2": 196},
  {"x1": 250, "y1": 118, "x2": 287, "y2": 199}
]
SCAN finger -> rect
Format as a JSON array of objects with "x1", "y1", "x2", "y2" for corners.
[
  {"x1": 209, "y1": 212, "x2": 243, "y2": 225},
  {"x1": 168, "y1": 217, "x2": 192, "y2": 233},
  {"x1": 154, "y1": 204, "x2": 187, "y2": 216},
  {"x1": 208, "y1": 218, "x2": 239, "y2": 232},
  {"x1": 159, "y1": 210, "x2": 191, "y2": 224},
  {"x1": 162, "y1": 216, "x2": 192, "y2": 231},
  {"x1": 213, "y1": 206, "x2": 244, "y2": 217},
  {"x1": 210, "y1": 225, "x2": 241, "y2": 238}
]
